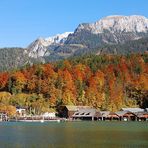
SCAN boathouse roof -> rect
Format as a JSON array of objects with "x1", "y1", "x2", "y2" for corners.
[
  {"x1": 121, "y1": 108, "x2": 144, "y2": 113},
  {"x1": 72, "y1": 108, "x2": 100, "y2": 117},
  {"x1": 65, "y1": 105, "x2": 92, "y2": 111},
  {"x1": 136, "y1": 112, "x2": 148, "y2": 117},
  {"x1": 65, "y1": 106, "x2": 78, "y2": 111},
  {"x1": 100, "y1": 111, "x2": 110, "y2": 117},
  {"x1": 116, "y1": 111, "x2": 130, "y2": 116},
  {"x1": 116, "y1": 111, "x2": 137, "y2": 117}
]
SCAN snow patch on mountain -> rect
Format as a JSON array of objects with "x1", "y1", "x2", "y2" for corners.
[
  {"x1": 45, "y1": 32, "x2": 73, "y2": 44},
  {"x1": 27, "y1": 32, "x2": 73, "y2": 58}
]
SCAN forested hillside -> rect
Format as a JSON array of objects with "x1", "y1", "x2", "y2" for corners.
[
  {"x1": 0, "y1": 48, "x2": 29, "y2": 71},
  {"x1": 0, "y1": 54, "x2": 147, "y2": 115},
  {"x1": 73, "y1": 37, "x2": 148, "y2": 56},
  {"x1": 1, "y1": 37, "x2": 148, "y2": 72}
]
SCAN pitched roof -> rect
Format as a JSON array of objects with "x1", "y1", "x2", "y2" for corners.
[
  {"x1": 136, "y1": 112, "x2": 148, "y2": 117},
  {"x1": 121, "y1": 108, "x2": 144, "y2": 113},
  {"x1": 116, "y1": 111, "x2": 137, "y2": 117},
  {"x1": 115, "y1": 111, "x2": 129, "y2": 116},
  {"x1": 65, "y1": 105, "x2": 92, "y2": 111},
  {"x1": 72, "y1": 108, "x2": 99, "y2": 117},
  {"x1": 100, "y1": 111, "x2": 110, "y2": 117},
  {"x1": 65, "y1": 105, "x2": 78, "y2": 111}
]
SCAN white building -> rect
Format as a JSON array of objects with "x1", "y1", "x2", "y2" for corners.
[
  {"x1": 16, "y1": 108, "x2": 26, "y2": 116},
  {"x1": 42, "y1": 112, "x2": 56, "y2": 118}
]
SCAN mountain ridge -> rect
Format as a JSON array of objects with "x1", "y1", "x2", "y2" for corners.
[
  {"x1": 27, "y1": 32, "x2": 73, "y2": 58},
  {"x1": 21, "y1": 15, "x2": 148, "y2": 59},
  {"x1": 0, "y1": 15, "x2": 148, "y2": 71},
  {"x1": 76, "y1": 15, "x2": 148, "y2": 34}
]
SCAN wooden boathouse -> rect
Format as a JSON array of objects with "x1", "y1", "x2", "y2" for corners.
[
  {"x1": 57, "y1": 106, "x2": 148, "y2": 121},
  {"x1": 136, "y1": 112, "x2": 148, "y2": 121},
  {"x1": 57, "y1": 105, "x2": 92, "y2": 118},
  {"x1": 72, "y1": 108, "x2": 101, "y2": 121},
  {"x1": 100, "y1": 111, "x2": 119, "y2": 121},
  {"x1": 115, "y1": 111, "x2": 137, "y2": 121}
]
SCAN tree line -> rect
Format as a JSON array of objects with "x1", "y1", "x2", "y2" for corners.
[{"x1": 0, "y1": 54, "x2": 147, "y2": 115}]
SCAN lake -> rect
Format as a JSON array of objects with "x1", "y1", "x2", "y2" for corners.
[{"x1": 0, "y1": 121, "x2": 148, "y2": 148}]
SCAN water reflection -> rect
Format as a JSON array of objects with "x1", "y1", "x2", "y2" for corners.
[{"x1": 0, "y1": 122, "x2": 148, "y2": 148}]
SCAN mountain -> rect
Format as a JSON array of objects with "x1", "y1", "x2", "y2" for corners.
[
  {"x1": 0, "y1": 15, "x2": 148, "y2": 71},
  {"x1": 75, "y1": 37, "x2": 148, "y2": 56},
  {"x1": 29, "y1": 15, "x2": 148, "y2": 61},
  {"x1": 0, "y1": 47, "x2": 29, "y2": 71},
  {"x1": 76, "y1": 15, "x2": 148, "y2": 34},
  {"x1": 66, "y1": 15, "x2": 148, "y2": 46},
  {"x1": 27, "y1": 32, "x2": 73, "y2": 58}
]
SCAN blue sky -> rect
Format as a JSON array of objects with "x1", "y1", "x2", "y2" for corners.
[{"x1": 0, "y1": 0, "x2": 148, "y2": 47}]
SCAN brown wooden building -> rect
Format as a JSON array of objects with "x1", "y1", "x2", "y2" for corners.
[
  {"x1": 136, "y1": 112, "x2": 148, "y2": 121},
  {"x1": 57, "y1": 105, "x2": 92, "y2": 118},
  {"x1": 100, "y1": 110, "x2": 138, "y2": 121},
  {"x1": 116, "y1": 111, "x2": 137, "y2": 121},
  {"x1": 100, "y1": 111, "x2": 119, "y2": 121},
  {"x1": 72, "y1": 108, "x2": 101, "y2": 121},
  {"x1": 57, "y1": 106, "x2": 148, "y2": 121}
]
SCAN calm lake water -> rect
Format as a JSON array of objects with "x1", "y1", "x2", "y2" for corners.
[{"x1": 0, "y1": 121, "x2": 148, "y2": 148}]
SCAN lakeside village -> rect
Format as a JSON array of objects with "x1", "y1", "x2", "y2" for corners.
[{"x1": 0, "y1": 105, "x2": 148, "y2": 122}]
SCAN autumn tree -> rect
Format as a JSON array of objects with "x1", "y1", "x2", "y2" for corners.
[
  {"x1": 58, "y1": 69, "x2": 76, "y2": 105},
  {"x1": 9, "y1": 71, "x2": 27, "y2": 94},
  {"x1": 86, "y1": 70, "x2": 105, "y2": 109},
  {"x1": 0, "y1": 103, "x2": 16, "y2": 116},
  {"x1": 0, "y1": 92, "x2": 11, "y2": 105},
  {"x1": 73, "y1": 64, "x2": 91, "y2": 104},
  {"x1": 0, "y1": 72, "x2": 9, "y2": 90}
]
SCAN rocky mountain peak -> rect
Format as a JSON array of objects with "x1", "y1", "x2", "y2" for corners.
[
  {"x1": 1, "y1": 15, "x2": 148, "y2": 71},
  {"x1": 45, "y1": 32, "x2": 73, "y2": 44},
  {"x1": 76, "y1": 15, "x2": 148, "y2": 34},
  {"x1": 27, "y1": 15, "x2": 148, "y2": 60},
  {"x1": 27, "y1": 32, "x2": 73, "y2": 58}
]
